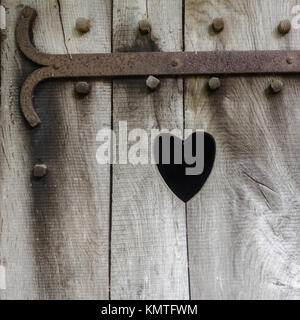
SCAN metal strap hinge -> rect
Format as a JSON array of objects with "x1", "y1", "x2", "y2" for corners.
[{"x1": 17, "y1": 6, "x2": 300, "y2": 127}]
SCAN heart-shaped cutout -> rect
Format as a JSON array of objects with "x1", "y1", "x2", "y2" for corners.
[{"x1": 154, "y1": 132, "x2": 216, "y2": 202}]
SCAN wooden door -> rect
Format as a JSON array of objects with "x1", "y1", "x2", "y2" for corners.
[{"x1": 1, "y1": 0, "x2": 300, "y2": 300}]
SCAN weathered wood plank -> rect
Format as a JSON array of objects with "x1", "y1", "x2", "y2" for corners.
[
  {"x1": 0, "y1": 0, "x2": 111, "y2": 299},
  {"x1": 111, "y1": 0, "x2": 189, "y2": 299},
  {"x1": 185, "y1": 0, "x2": 300, "y2": 299}
]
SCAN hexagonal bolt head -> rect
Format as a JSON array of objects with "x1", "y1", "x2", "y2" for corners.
[
  {"x1": 146, "y1": 76, "x2": 160, "y2": 90},
  {"x1": 208, "y1": 77, "x2": 221, "y2": 91},
  {"x1": 75, "y1": 81, "x2": 91, "y2": 95},
  {"x1": 76, "y1": 18, "x2": 91, "y2": 34},
  {"x1": 212, "y1": 18, "x2": 224, "y2": 33},
  {"x1": 278, "y1": 20, "x2": 291, "y2": 35},
  {"x1": 139, "y1": 19, "x2": 152, "y2": 35},
  {"x1": 33, "y1": 164, "x2": 48, "y2": 178},
  {"x1": 270, "y1": 79, "x2": 284, "y2": 93}
]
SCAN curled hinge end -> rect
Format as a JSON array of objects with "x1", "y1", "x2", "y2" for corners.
[{"x1": 20, "y1": 67, "x2": 54, "y2": 127}]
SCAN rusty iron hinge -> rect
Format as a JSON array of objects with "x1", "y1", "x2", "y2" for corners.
[{"x1": 17, "y1": 6, "x2": 300, "y2": 127}]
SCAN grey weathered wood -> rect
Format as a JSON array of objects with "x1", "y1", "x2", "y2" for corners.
[
  {"x1": 2, "y1": 0, "x2": 300, "y2": 300},
  {"x1": 111, "y1": 0, "x2": 189, "y2": 299},
  {"x1": 0, "y1": 0, "x2": 111, "y2": 299},
  {"x1": 185, "y1": 0, "x2": 300, "y2": 299}
]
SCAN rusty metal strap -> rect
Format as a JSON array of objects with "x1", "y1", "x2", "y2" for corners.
[{"x1": 17, "y1": 6, "x2": 300, "y2": 127}]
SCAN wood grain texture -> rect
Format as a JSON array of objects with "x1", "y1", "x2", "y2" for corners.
[
  {"x1": 185, "y1": 0, "x2": 300, "y2": 299},
  {"x1": 2, "y1": 0, "x2": 300, "y2": 300},
  {"x1": 111, "y1": 0, "x2": 189, "y2": 299},
  {"x1": 0, "y1": 0, "x2": 111, "y2": 299}
]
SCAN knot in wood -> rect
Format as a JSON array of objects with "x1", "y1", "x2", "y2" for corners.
[{"x1": 270, "y1": 79, "x2": 283, "y2": 93}]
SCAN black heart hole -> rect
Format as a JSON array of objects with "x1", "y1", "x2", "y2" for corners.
[{"x1": 154, "y1": 132, "x2": 216, "y2": 202}]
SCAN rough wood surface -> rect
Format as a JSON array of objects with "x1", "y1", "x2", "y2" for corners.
[
  {"x1": 1, "y1": 0, "x2": 300, "y2": 300},
  {"x1": 0, "y1": 0, "x2": 111, "y2": 299},
  {"x1": 111, "y1": 0, "x2": 189, "y2": 300},
  {"x1": 185, "y1": 0, "x2": 300, "y2": 299}
]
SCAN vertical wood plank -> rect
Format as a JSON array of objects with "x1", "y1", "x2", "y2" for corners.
[
  {"x1": 185, "y1": 0, "x2": 300, "y2": 299},
  {"x1": 0, "y1": 0, "x2": 111, "y2": 299},
  {"x1": 111, "y1": 0, "x2": 189, "y2": 299},
  {"x1": 1, "y1": 0, "x2": 44, "y2": 300}
]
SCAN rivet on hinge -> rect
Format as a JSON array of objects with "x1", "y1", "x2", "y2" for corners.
[
  {"x1": 139, "y1": 19, "x2": 151, "y2": 35},
  {"x1": 75, "y1": 81, "x2": 91, "y2": 96},
  {"x1": 286, "y1": 56, "x2": 293, "y2": 64},
  {"x1": 212, "y1": 18, "x2": 224, "y2": 33},
  {"x1": 33, "y1": 164, "x2": 48, "y2": 178},
  {"x1": 0, "y1": 5, "x2": 7, "y2": 39},
  {"x1": 76, "y1": 18, "x2": 91, "y2": 34},
  {"x1": 278, "y1": 20, "x2": 291, "y2": 35},
  {"x1": 146, "y1": 76, "x2": 160, "y2": 90},
  {"x1": 208, "y1": 77, "x2": 221, "y2": 91}
]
